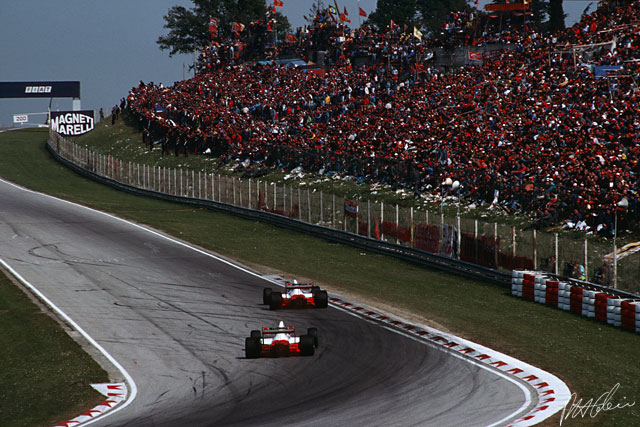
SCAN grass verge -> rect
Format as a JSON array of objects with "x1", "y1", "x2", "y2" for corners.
[
  {"x1": 0, "y1": 265, "x2": 108, "y2": 427},
  {"x1": 1, "y1": 128, "x2": 639, "y2": 426}
]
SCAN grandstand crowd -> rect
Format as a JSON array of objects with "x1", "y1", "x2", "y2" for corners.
[{"x1": 126, "y1": 0, "x2": 640, "y2": 235}]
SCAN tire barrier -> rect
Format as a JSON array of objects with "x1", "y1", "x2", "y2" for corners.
[
  {"x1": 621, "y1": 301, "x2": 640, "y2": 332},
  {"x1": 558, "y1": 282, "x2": 572, "y2": 311},
  {"x1": 513, "y1": 270, "x2": 639, "y2": 333}
]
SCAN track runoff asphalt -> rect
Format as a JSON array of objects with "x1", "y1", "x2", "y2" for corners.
[{"x1": 0, "y1": 178, "x2": 534, "y2": 426}]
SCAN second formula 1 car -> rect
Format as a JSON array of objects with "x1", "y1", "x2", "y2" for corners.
[{"x1": 263, "y1": 280, "x2": 329, "y2": 310}]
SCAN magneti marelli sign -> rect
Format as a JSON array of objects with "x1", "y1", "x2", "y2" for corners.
[{"x1": 50, "y1": 110, "x2": 95, "y2": 137}]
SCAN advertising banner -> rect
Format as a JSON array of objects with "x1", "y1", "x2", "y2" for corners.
[
  {"x1": 0, "y1": 81, "x2": 81, "y2": 98},
  {"x1": 50, "y1": 110, "x2": 95, "y2": 137},
  {"x1": 344, "y1": 199, "x2": 359, "y2": 218}
]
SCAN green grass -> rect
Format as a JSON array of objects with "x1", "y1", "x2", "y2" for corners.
[
  {"x1": 1, "y1": 128, "x2": 640, "y2": 426},
  {"x1": 0, "y1": 265, "x2": 108, "y2": 427}
]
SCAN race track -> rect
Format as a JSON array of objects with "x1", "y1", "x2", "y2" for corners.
[{"x1": 0, "y1": 178, "x2": 534, "y2": 426}]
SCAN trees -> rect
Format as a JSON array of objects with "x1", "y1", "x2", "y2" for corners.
[
  {"x1": 368, "y1": 0, "x2": 469, "y2": 35},
  {"x1": 368, "y1": 0, "x2": 567, "y2": 36},
  {"x1": 157, "y1": 0, "x2": 290, "y2": 56}
]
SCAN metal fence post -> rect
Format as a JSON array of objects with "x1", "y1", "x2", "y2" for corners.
[
  {"x1": 395, "y1": 204, "x2": 399, "y2": 245},
  {"x1": 457, "y1": 214, "x2": 461, "y2": 259},
  {"x1": 307, "y1": 189, "x2": 311, "y2": 223},
  {"x1": 283, "y1": 184, "x2": 287, "y2": 214},
  {"x1": 232, "y1": 177, "x2": 236, "y2": 205},
  {"x1": 494, "y1": 223, "x2": 498, "y2": 269},
  {"x1": 533, "y1": 229, "x2": 537, "y2": 270},
  {"x1": 381, "y1": 201, "x2": 384, "y2": 241},
  {"x1": 320, "y1": 191, "x2": 323, "y2": 224},
  {"x1": 355, "y1": 198, "x2": 359, "y2": 235},
  {"x1": 332, "y1": 194, "x2": 335, "y2": 228},
  {"x1": 554, "y1": 233, "x2": 559, "y2": 275},
  {"x1": 248, "y1": 179, "x2": 252, "y2": 209},
  {"x1": 474, "y1": 219, "x2": 478, "y2": 264},
  {"x1": 272, "y1": 182, "x2": 276, "y2": 210},
  {"x1": 368, "y1": 200, "x2": 371, "y2": 238},
  {"x1": 584, "y1": 238, "x2": 588, "y2": 281}
]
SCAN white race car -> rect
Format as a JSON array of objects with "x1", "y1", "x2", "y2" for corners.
[
  {"x1": 263, "y1": 280, "x2": 329, "y2": 310},
  {"x1": 245, "y1": 321, "x2": 318, "y2": 358}
]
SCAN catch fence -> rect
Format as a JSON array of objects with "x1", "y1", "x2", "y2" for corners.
[{"x1": 49, "y1": 132, "x2": 638, "y2": 293}]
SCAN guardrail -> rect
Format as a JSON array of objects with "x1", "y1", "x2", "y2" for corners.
[{"x1": 46, "y1": 132, "x2": 639, "y2": 299}]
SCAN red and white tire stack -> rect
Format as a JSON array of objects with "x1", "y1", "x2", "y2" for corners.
[
  {"x1": 595, "y1": 293, "x2": 613, "y2": 323},
  {"x1": 544, "y1": 280, "x2": 559, "y2": 307},
  {"x1": 569, "y1": 286, "x2": 583, "y2": 314},
  {"x1": 512, "y1": 270, "x2": 639, "y2": 334},
  {"x1": 581, "y1": 289, "x2": 596, "y2": 318},
  {"x1": 621, "y1": 301, "x2": 640, "y2": 332},
  {"x1": 533, "y1": 274, "x2": 549, "y2": 304},
  {"x1": 607, "y1": 298, "x2": 623, "y2": 327},
  {"x1": 557, "y1": 282, "x2": 572, "y2": 311},
  {"x1": 511, "y1": 271, "x2": 536, "y2": 299}
]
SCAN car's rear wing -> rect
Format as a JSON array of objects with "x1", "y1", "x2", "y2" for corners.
[
  {"x1": 262, "y1": 326, "x2": 296, "y2": 335},
  {"x1": 284, "y1": 282, "x2": 314, "y2": 290}
]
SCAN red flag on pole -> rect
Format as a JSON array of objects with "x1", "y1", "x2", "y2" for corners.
[
  {"x1": 359, "y1": 7, "x2": 367, "y2": 17},
  {"x1": 273, "y1": 0, "x2": 283, "y2": 7}
]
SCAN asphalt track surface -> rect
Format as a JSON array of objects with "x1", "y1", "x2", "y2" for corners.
[{"x1": 0, "y1": 178, "x2": 534, "y2": 426}]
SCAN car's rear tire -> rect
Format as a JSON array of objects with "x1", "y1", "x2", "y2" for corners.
[
  {"x1": 263, "y1": 288, "x2": 272, "y2": 305},
  {"x1": 245, "y1": 337, "x2": 261, "y2": 359},
  {"x1": 314, "y1": 290, "x2": 328, "y2": 308},
  {"x1": 250, "y1": 330, "x2": 261, "y2": 339},
  {"x1": 307, "y1": 327, "x2": 318, "y2": 347},
  {"x1": 299, "y1": 335, "x2": 315, "y2": 356},
  {"x1": 269, "y1": 292, "x2": 283, "y2": 310}
]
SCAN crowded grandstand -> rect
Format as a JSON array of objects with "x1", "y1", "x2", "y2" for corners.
[{"x1": 125, "y1": 0, "x2": 640, "y2": 237}]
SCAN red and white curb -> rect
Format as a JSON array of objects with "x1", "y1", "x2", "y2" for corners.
[
  {"x1": 265, "y1": 273, "x2": 570, "y2": 427},
  {"x1": 53, "y1": 383, "x2": 127, "y2": 426}
]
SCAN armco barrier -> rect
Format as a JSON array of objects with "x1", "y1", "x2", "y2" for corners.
[
  {"x1": 512, "y1": 270, "x2": 640, "y2": 333},
  {"x1": 46, "y1": 138, "x2": 511, "y2": 287}
]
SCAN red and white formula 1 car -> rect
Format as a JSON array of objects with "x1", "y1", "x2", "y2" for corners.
[
  {"x1": 245, "y1": 321, "x2": 318, "y2": 358},
  {"x1": 263, "y1": 281, "x2": 329, "y2": 310}
]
